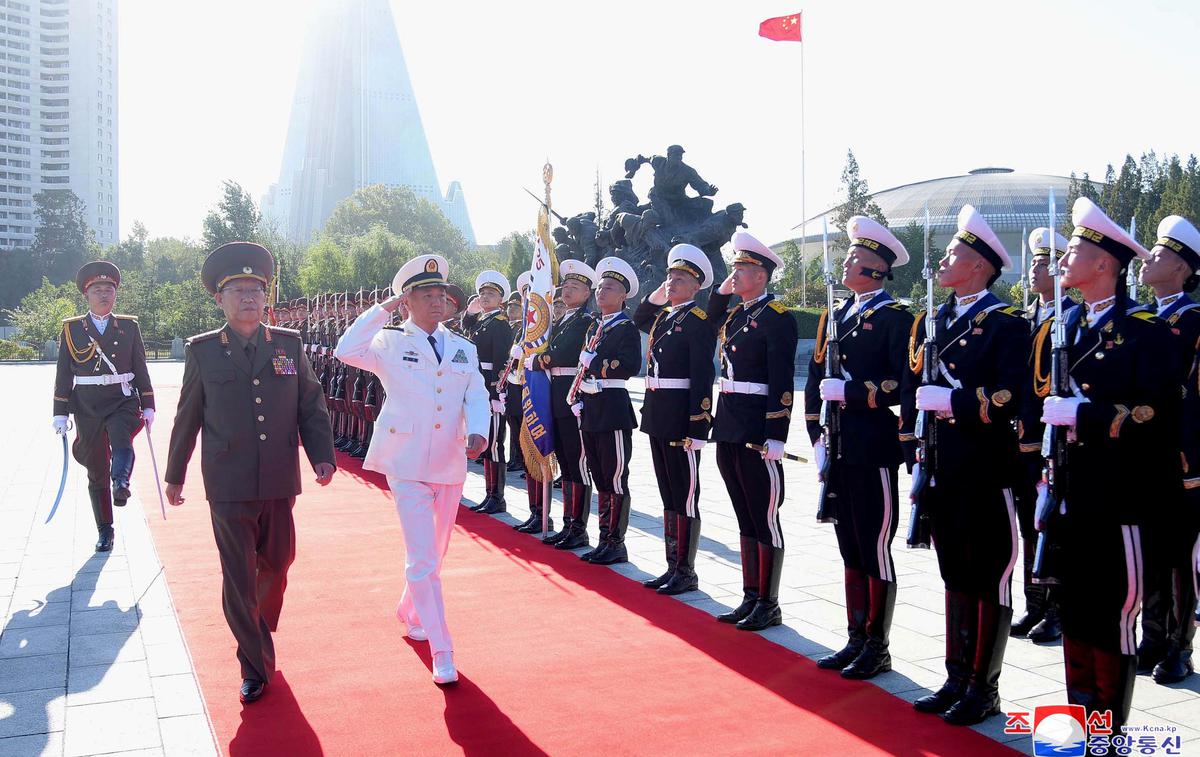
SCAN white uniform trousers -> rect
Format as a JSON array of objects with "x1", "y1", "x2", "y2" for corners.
[{"x1": 388, "y1": 477, "x2": 462, "y2": 654}]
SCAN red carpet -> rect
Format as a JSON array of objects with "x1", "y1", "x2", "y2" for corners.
[{"x1": 137, "y1": 381, "x2": 1016, "y2": 756}]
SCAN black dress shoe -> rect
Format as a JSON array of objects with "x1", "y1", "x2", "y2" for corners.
[
  {"x1": 470, "y1": 496, "x2": 495, "y2": 513},
  {"x1": 1027, "y1": 609, "x2": 1062, "y2": 644},
  {"x1": 479, "y1": 498, "x2": 507, "y2": 515},
  {"x1": 841, "y1": 639, "x2": 892, "y2": 680},
  {"x1": 817, "y1": 638, "x2": 866, "y2": 670},
  {"x1": 642, "y1": 570, "x2": 673, "y2": 590},
  {"x1": 554, "y1": 529, "x2": 589, "y2": 550},
  {"x1": 589, "y1": 543, "x2": 627, "y2": 565},
  {"x1": 1153, "y1": 648, "x2": 1194, "y2": 684},
  {"x1": 240, "y1": 678, "x2": 266, "y2": 704},
  {"x1": 95, "y1": 528, "x2": 114, "y2": 553},
  {"x1": 736, "y1": 600, "x2": 782, "y2": 631},
  {"x1": 913, "y1": 681, "x2": 966, "y2": 713},
  {"x1": 941, "y1": 686, "x2": 1000, "y2": 725},
  {"x1": 1009, "y1": 610, "x2": 1042, "y2": 637},
  {"x1": 717, "y1": 593, "x2": 759, "y2": 624},
  {"x1": 579, "y1": 542, "x2": 609, "y2": 562},
  {"x1": 113, "y1": 484, "x2": 130, "y2": 506}
]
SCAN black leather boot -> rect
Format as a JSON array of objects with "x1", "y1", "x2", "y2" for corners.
[
  {"x1": 1063, "y1": 635, "x2": 1097, "y2": 712},
  {"x1": 818, "y1": 569, "x2": 869, "y2": 670},
  {"x1": 717, "y1": 536, "x2": 760, "y2": 623},
  {"x1": 659, "y1": 515, "x2": 700, "y2": 595},
  {"x1": 110, "y1": 447, "x2": 133, "y2": 506},
  {"x1": 517, "y1": 476, "x2": 551, "y2": 533},
  {"x1": 479, "y1": 458, "x2": 508, "y2": 515},
  {"x1": 1011, "y1": 536, "x2": 1045, "y2": 636},
  {"x1": 942, "y1": 602, "x2": 1011, "y2": 726},
  {"x1": 915, "y1": 591, "x2": 976, "y2": 713},
  {"x1": 1153, "y1": 568, "x2": 1197, "y2": 684},
  {"x1": 542, "y1": 481, "x2": 571, "y2": 544},
  {"x1": 556, "y1": 483, "x2": 591, "y2": 550},
  {"x1": 1094, "y1": 647, "x2": 1138, "y2": 734},
  {"x1": 580, "y1": 491, "x2": 612, "y2": 562},
  {"x1": 471, "y1": 459, "x2": 498, "y2": 512},
  {"x1": 1028, "y1": 598, "x2": 1063, "y2": 644},
  {"x1": 737, "y1": 544, "x2": 783, "y2": 631},
  {"x1": 89, "y1": 487, "x2": 114, "y2": 552},
  {"x1": 643, "y1": 511, "x2": 679, "y2": 589},
  {"x1": 590, "y1": 493, "x2": 629, "y2": 565},
  {"x1": 842, "y1": 578, "x2": 896, "y2": 679},
  {"x1": 1138, "y1": 562, "x2": 1170, "y2": 673}
]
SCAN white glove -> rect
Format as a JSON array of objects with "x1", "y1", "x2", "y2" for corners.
[
  {"x1": 761, "y1": 439, "x2": 785, "y2": 461},
  {"x1": 579, "y1": 350, "x2": 596, "y2": 369},
  {"x1": 490, "y1": 399, "x2": 505, "y2": 414},
  {"x1": 718, "y1": 274, "x2": 735, "y2": 295},
  {"x1": 523, "y1": 356, "x2": 535, "y2": 371},
  {"x1": 818, "y1": 379, "x2": 846, "y2": 402},
  {"x1": 814, "y1": 437, "x2": 827, "y2": 477},
  {"x1": 52, "y1": 416, "x2": 68, "y2": 435},
  {"x1": 571, "y1": 402, "x2": 583, "y2": 419},
  {"x1": 1042, "y1": 396, "x2": 1087, "y2": 427},
  {"x1": 141, "y1": 408, "x2": 155, "y2": 429},
  {"x1": 509, "y1": 344, "x2": 523, "y2": 360},
  {"x1": 915, "y1": 385, "x2": 953, "y2": 413},
  {"x1": 648, "y1": 282, "x2": 669, "y2": 306},
  {"x1": 686, "y1": 438, "x2": 707, "y2": 451}
]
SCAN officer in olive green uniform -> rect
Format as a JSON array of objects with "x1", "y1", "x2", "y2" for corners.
[
  {"x1": 164, "y1": 242, "x2": 336, "y2": 705},
  {"x1": 52, "y1": 261, "x2": 155, "y2": 552}
]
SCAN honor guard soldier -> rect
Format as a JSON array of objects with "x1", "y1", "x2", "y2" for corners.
[
  {"x1": 443, "y1": 284, "x2": 468, "y2": 336},
  {"x1": 910, "y1": 205, "x2": 1026, "y2": 725},
  {"x1": 706, "y1": 232, "x2": 798, "y2": 632},
  {"x1": 1136, "y1": 214, "x2": 1200, "y2": 684},
  {"x1": 531, "y1": 260, "x2": 598, "y2": 548},
  {"x1": 1011, "y1": 229, "x2": 1074, "y2": 644},
  {"x1": 1034, "y1": 198, "x2": 1180, "y2": 731},
  {"x1": 335, "y1": 254, "x2": 489, "y2": 686},
  {"x1": 805, "y1": 217, "x2": 915, "y2": 679},
  {"x1": 462, "y1": 271, "x2": 513, "y2": 515},
  {"x1": 572, "y1": 257, "x2": 642, "y2": 565},
  {"x1": 503, "y1": 280, "x2": 528, "y2": 476},
  {"x1": 165, "y1": 242, "x2": 336, "y2": 704},
  {"x1": 633, "y1": 244, "x2": 716, "y2": 595},
  {"x1": 52, "y1": 261, "x2": 156, "y2": 552}
]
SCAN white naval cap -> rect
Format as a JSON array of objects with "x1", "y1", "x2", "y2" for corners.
[
  {"x1": 474, "y1": 270, "x2": 511, "y2": 300},
  {"x1": 953, "y1": 204, "x2": 1011, "y2": 271},
  {"x1": 1070, "y1": 197, "x2": 1149, "y2": 266},
  {"x1": 666, "y1": 243, "x2": 714, "y2": 289},
  {"x1": 560, "y1": 259, "x2": 597, "y2": 287},
  {"x1": 730, "y1": 231, "x2": 784, "y2": 273},
  {"x1": 847, "y1": 215, "x2": 909, "y2": 268},
  {"x1": 1028, "y1": 227, "x2": 1069, "y2": 258},
  {"x1": 595, "y1": 256, "x2": 639, "y2": 299},
  {"x1": 392, "y1": 254, "x2": 449, "y2": 294},
  {"x1": 515, "y1": 271, "x2": 532, "y2": 296},
  {"x1": 1154, "y1": 215, "x2": 1200, "y2": 273}
]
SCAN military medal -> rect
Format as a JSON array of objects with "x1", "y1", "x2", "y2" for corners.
[{"x1": 272, "y1": 348, "x2": 297, "y2": 375}]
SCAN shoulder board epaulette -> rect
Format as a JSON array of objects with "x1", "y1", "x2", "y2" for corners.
[
  {"x1": 998, "y1": 306, "x2": 1024, "y2": 317},
  {"x1": 63, "y1": 314, "x2": 86, "y2": 323},
  {"x1": 112, "y1": 313, "x2": 138, "y2": 321},
  {"x1": 768, "y1": 301, "x2": 791, "y2": 314},
  {"x1": 382, "y1": 325, "x2": 404, "y2": 331},
  {"x1": 689, "y1": 306, "x2": 707, "y2": 320},
  {"x1": 886, "y1": 302, "x2": 910, "y2": 311},
  {"x1": 187, "y1": 329, "x2": 223, "y2": 345},
  {"x1": 496, "y1": 314, "x2": 508, "y2": 322},
  {"x1": 1131, "y1": 311, "x2": 1159, "y2": 322},
  {"x1": 267, "y1": 325, "x2": 299, "y2": 337}
]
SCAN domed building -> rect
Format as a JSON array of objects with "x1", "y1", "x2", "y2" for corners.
[{"x1": 784, "y1": 168, "x2": 1103, "y2": 283}]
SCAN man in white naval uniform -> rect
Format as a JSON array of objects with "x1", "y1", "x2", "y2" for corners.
[{"x1": 335, "y1": 254, "x2": 489, "y2": 685}]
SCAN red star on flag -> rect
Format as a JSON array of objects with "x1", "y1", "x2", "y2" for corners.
[{"x1": 759, "y1": 12, "x2": 802, "y2": 42}]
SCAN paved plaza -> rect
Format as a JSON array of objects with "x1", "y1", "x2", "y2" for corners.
[{"x1": 1, "y1": 362, "x2": 1197, "y2": 755}]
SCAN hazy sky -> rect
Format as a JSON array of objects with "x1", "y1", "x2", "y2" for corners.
[{"x1": 119, "y1": 0, "x2": 1199, "y2": 247}]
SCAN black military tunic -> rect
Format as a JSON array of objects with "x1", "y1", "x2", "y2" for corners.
[
  {"x1": 804, "y1": 292, "x2": 913, "y2": 582},
  {"x1": 634, "y1": 298, "x2": 716, "y2": 518},
  {"x1": 577, "y1": 311, "x2": 642, "y2": 488},
  {"x1": 534, "y1": 306, "x2": 597, "y2": 485},
  {"x1": 463, "y1": 309, "x2": 512, "y2": 463}
]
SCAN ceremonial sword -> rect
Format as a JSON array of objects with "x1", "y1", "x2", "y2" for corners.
[
  {"x1": 143, "y1": 424, "x2": 168, "y2": 520},
  {"x1": 45, "y1": 431, "x2": 70, "y2": 524}
]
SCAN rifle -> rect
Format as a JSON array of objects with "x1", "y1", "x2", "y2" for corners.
[
  {"x1": 1033, "y1": 189, "x2": 1067, "y2": 585},
  {"x1": 1020, "y1": 227, "x2": 1029, "y2": 311},
  {"x1": 815, "y1": 218, "x2": 840, "y2": 524},
  {"x1": 907, "y1": 205, "x2": 937, "y2": 549},
  {"x1": 1126, "y1": 216, "x2": 1139, "y2": 301},
  {"x1": 566, "y1": 319, "x2": 605, "y2": 406},
  {"x1": 523, "y1": 187, "x2": 567, "y2": 225}
]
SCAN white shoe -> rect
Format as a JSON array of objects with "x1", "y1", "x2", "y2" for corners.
[
  {"x1": 405, "y1": 625, "x2": 428, "y2": 642},
  {"x1": 432, "y1": 651, "x2": 458, "y2": 685}
]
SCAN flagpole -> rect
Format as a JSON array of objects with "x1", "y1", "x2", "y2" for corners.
[
  {"x1": 541, "y1": 161, "x2": 554, "y2": 539},
  {"x1": 799, "y1": 35, "x2": 806, "y2": 308}
]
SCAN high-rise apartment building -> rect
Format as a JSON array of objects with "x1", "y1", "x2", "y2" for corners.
[{"x1": 0, "y1": 0, "x2": 117, "y2": 249}]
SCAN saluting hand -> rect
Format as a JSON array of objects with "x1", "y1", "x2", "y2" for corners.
[
  {"x1": 718, "y1": 273, "x2": 735, "y2": 295},
  {"x1": 314, "y1": 462, "x2": 335, "y2": 486},
  {"x1": 647, "y1": 282, "x2": 669, "y2": 306},
  {"x1": 381, "y1": 293, "x2": 406, "y2": 313}
]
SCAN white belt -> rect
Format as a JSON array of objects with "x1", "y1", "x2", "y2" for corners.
[
  {"x1": 645, "y1": 377, "x2": 690, "y2": 389},
  {"x1": 579, "y1": 378, "x2": 627, "y2": 394},
  {"x1": 479, "y1": 361, "x2": 495, "y2": 370},
  {"x1": 549, "y1": 367, "x2": 579, "y2": 377},
  {"x1": 507, "y1": 373, "x2": 521, "y2": 384},
  {"x1": 719, "y1": 378, "x2": 768, "y2": 395},
  {"x1": 75, "y1": 372, "x2": 134, "y2": 387}
]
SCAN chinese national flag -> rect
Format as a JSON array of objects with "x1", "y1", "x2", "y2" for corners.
[{"x1": 759, "y1": 12, "x2": 802, "y2": 42}]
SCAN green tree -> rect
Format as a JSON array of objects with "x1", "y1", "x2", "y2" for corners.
[
  {"x1": 450, "y1": 245, "x2": 505, "y2": 294},
  {"x1": 0, "y1": 249, "x2": 39, "y2": 315},
  {"x1": 323, "y1": 184, "x2": 467, "y2": 260},
  {"x1": 832, "y1": 150, "x2": 887, "y2": 233},
  {"x1": 347, "y1": 225, "x2": 417, "y2": 292},
  {"x1": 1099, "y1": 156, "x2": 1142, "y2": 230},
  {"x1": 505, "y1": 234, "x2": 532, "y2": 284},
  {"x1": 160, "y1": 280, "x2": 224, "y2": 339},
  {"x1": 2, "y1": 277, "x2": 81, "y2": 347},
  {"x1": 32, "y1": 189, "x2": 98, "y2": 284},
  {"x1": 201, "y1": 180, "x2": 262, "y2": 251},
  {"x1": 107, "y1": 220, "x2": 149, "y2": 271},
  {"x1": 297, "y1": 237, "x2": 353, "y2": 295}
]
